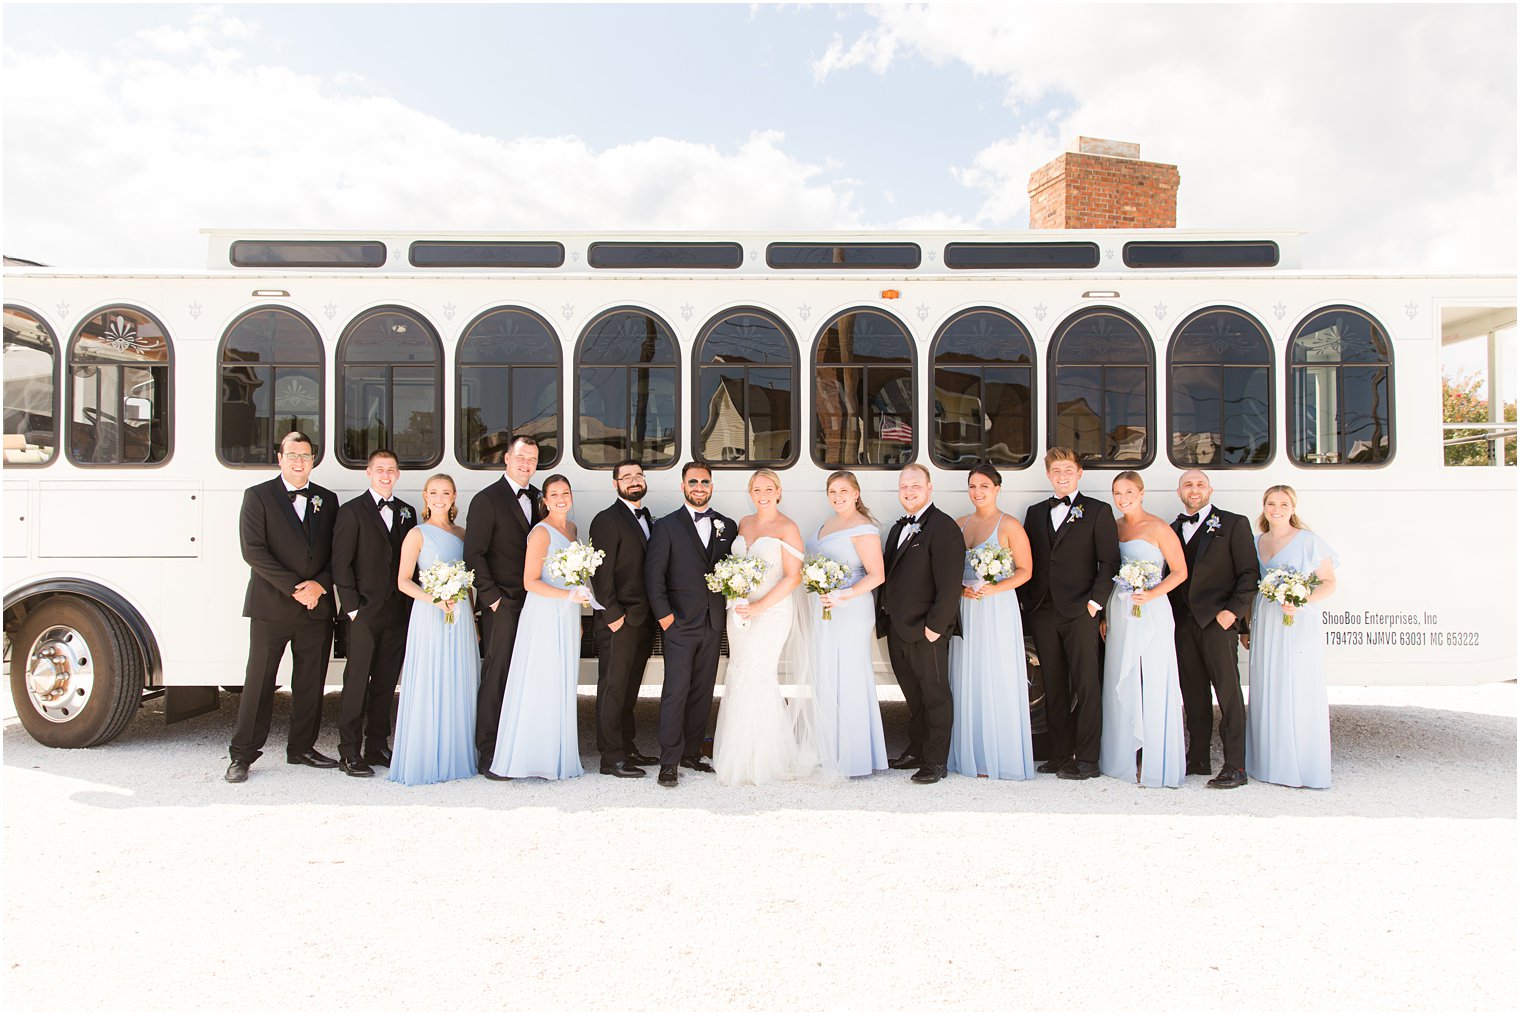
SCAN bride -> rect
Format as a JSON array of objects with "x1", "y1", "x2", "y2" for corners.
[{"x1": 712, "y1": 469, "x2": 826, "y2": 786}]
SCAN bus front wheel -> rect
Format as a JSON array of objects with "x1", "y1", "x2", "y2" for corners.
[{"x1": 9, "y1": 597, "x2": 144, "y2": 748}]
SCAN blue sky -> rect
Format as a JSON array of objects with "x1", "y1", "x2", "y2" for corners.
[{"x1": 3, "y1": 4, "x2": 1515, "y2": 270}]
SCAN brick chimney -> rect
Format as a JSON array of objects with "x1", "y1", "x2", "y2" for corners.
[{"x1": 1027, "y1": 138, "x2": 1179, "y2": 229}]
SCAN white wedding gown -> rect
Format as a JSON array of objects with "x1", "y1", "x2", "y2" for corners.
[{"x1": 713, "y1": 535, "x2": 820, "y2": 786}]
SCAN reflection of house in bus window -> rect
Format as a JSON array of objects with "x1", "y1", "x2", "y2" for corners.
[
  {"x1": 337, "y1": 307, "x2": 441, "y2": 468},
  {"x1": 694, "y1": 309, "x2": 797, "y2": 468},
  {"x1": 1168, "y1": 307, "x2": 1273, "y2": 468},
  {"x1": 1049, "y1": 308, "x2": 1153, "y2": 467},
  {"x1": 1440, "y1": 305, "x2": 1517, "y2": 467},
  {"x1": 218, "y1": 307, "x2": 324, "y2": 466},
  {"x1": 3, "y1": 305, "x2": 58, "y2": 466},
  {"x1": 457, "y1": 307, "x2": 562, "y2": 468},
  {"x1": 813, "y1": 308, "x2": 915, "y2": 468},
  {"x1": 575, "y1": 309, "x2": 679, "y2": 468},
  {"x1": 931, "y1": 308, "x2": 1035, "y2": 468},
  {"x1": 1289, "y1": 307, "x2": 1394, "y2": 467},
  {"x1": 67, "y1": 306, "x2": 172, "y2": 466}
]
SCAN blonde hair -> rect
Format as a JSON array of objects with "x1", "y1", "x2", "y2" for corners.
[
  {"x1": 899, "y1": 462, "x2": 932, "y2": 483},
  {"x1": 826, "y1": 470, "x2": 876, "y2": 523},
  {"x1": 1112, "y1": 470, "x2": 1145, "y2": 492},
  {"x1": 748, "y1": 468, "x2": 783, "y2": 503},
  {"x1": 1257, "y1": 484, "x2": 1308, "y2": 533},
  {"x1": 420, "y1": 473, "x2": 458, "y2": 523},
  {"x1": 1044, "y1": 446, "x2": 1080, "y2": 469}
]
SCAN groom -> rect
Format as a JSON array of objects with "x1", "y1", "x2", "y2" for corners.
[
  {"x1": 644, "y1": 462, "x2": 736, "y2": 787},
  {"x1": 877, "y1": 464, "x2": 964, "y2": 785}
]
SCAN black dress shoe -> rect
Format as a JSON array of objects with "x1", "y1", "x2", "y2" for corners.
[
  {"x1": 680, "y1": 756, "x2": 715, "y2": 773},
  {"x1": 1036, "y1": 757, "x2": 1069, "y2": 775},
  {"x1": 601, "y1": 760, "x2": 647, "y2": 778},
  {"x1": 887, "y1": 751, "x2": 924, "y2": 771},
  {"x1": 363, "y1": 744, "x2": 393, "y2": 766},
  {"x1": 1207, "y1": 767, "x2": 1248, "y2": 789},
  {"x1": 910, "y1": 765, "x2": 947, "y2": 785},
  {"x1": 1057, "y1": 759, "x2": 1102, "y2": 781},
  {"x1": 657, "y1": 766, "x2": 678, "y2": 787},
  {"x1": 481, "y1": 768, "x2": 512, "y2": 781},
  {"x1": 1186, "y1": 761, "x2": 1212, "y2": 777},
  {"x1": 286, "y1": 749, "x2": 339, "y2": 769},
  {"x1": 626, "y1": 750, "x2": 659, "y2": 766},
  {"x1": 225, "y1": 760, "x2": 249, "y2": 783},
  {"x1": 339, "y1": 756, "x2": 375, "y2": 778}
]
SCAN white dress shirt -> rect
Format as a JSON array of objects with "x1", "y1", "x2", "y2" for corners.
[
  {"x1": 1049, "y1": 497, "x2": 1073, "y2": 530},
  {"x1": 371, "y1": 488, "x2": 393, "y2": 531},
  {"x1": 896, "y1": 511, "x2": 923, "y2": 549},
  {"x1": 622, "y1": 498, "x2": 650, "y2": 539},
  {"x1": 282, "y1": 478, "x2": 310, "y2": 520},
  {"x1": 1181, "y1": 503, "x2": 1213, "y2": 544},
  {"x1": 688, "y1": 505, "x2": 713, "y2": 547},
  {"x1": 504, "y1": 476, "x2": 534, "y2": 525}
]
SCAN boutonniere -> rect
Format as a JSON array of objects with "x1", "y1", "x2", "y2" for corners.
[
  {"x1": 311, "y1": 495, "x2": 324, "y2": 512},
  {"x1": 713, "y1": 519, "x2": 726, "y2": 537},
  {"x1": 400, "y1": 506, "x2": 413, "y2": 523},
  {"x1": 1068, "y1": 504, "x2": 1084, "y2": 522},
  {"x1": 906, "y1": 523, "x2": 922, "y2": 537},
  {"x1": 1205, "y1": 515, "x2": 1221, "y2": 534}
]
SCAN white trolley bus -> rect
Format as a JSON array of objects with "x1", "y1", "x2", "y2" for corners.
[{"x1": 4, "y1": 229, "x2": 1515, "y2": 748}]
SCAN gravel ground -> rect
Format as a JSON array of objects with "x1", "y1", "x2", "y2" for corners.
[{"x1": 3, "y1": 682, "x2": 1515, "y2": 1013}]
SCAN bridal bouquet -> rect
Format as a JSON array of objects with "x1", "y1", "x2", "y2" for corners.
[
  {"x1": 966, "y1": 543, "x2": 1014, "y2": 591},
  {"x1": 419, "y1": 559, "x2": 474, "y2": 625},
  {"x1": 801, "y1": 554, "x2": 850, "y2": 620},
  {"x1": 706, "y1": 554, "x2": 771, "y2": 629},
  {"x1": 1258, "y1": 567, "x2": 1321, "y2": 626},
  {"x1": 1114, "y1": 559, "x2": 1164, "y2": 617},
  {"x1": 547, "y1": 540, "x2": 606, "y2": 608}
]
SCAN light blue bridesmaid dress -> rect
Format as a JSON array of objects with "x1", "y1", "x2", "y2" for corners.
[
  {"x1": 390, "y1": 524, "x2": 480, "y2": 786},
  {"x1": 489, "y1": 523, "x2": 585, "y2": 780},
  {"x1": 946, "y1": 515, "x2": 1034, "y2": 780},
  {"x1": 1099, "y1": 538, "x2": 1186, "y2": 788},
  {"x1": 804, "y1": 522, "x2": 888, "y2": 777},
  {"x1": 1246, "y1": 529, "x2": 1339, "y2": 789}
]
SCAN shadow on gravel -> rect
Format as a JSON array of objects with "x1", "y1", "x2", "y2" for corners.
[{"x1": 4, "y1": 690, "x2": 1514, "y2": 821}]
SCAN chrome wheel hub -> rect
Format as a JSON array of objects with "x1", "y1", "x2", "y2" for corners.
[{"x1": 24, "y1": 625, "x2": 95, "y2": 723}]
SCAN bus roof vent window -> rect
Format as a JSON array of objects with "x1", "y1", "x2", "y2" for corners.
[
  {"x1": 944, "y1": 242, "x2": 1100, "y2": 270},
  {"x1": 229, "y1": 240, "x2": 387, "y2": 268},
  {"x1": 1123, "y1": 241, "x2": 1280, "y2": 269},
  {"x1": 766, "y1": 243, "x2": 921, "y2": 270},
  {"x1": 409, "y1": 241, "x2": 565, "y2": 268},
  {"x1": 587, "y1": 243, "x2": 743, "y2": 270}
]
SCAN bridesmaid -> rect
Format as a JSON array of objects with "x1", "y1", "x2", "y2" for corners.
[
  {"x1": 390, "y1": 474, "x2": 480, "y2": 786},
  {"x1": 1099, "y1": 471, "x2": 1188, "y2": 788},
  {"x1": 1244, "y1": 485, "x2": 1339, "y2": 789},
  {"x1": 488, "y1": 475, "x2": 591, "y2": 781},
  {"x1": 805, "y1": 471, "x2": 888, "y2": 777},
  {"x1": 947, "y1": 463, "x2": 1035, "y2": 780}
]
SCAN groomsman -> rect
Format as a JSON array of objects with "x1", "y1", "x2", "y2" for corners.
[
  {"x1": 464, "y1": 434, "x2": 544, "y2": 774},
  {"x1": 331, "y1": 449, "x2": 416, "y2": 777},
  {"x1": 876, "y1": 464, "x2": 964, "y2": 785},
  {"x1": 1168, "y1": 470, "x2": 1257, "y2": 789},
  {"x1": 1018, "y1": 447, "x2": 1119, "y2": 781},
  {"x1": 645, "y1": 462, "x2": 736, "y2": 787},
  {"x1": 589, "y1": 459, "x2": 659, "y2": 778},
  {"x1": 226, "y1": 431, "x2": 339, "y2": 783}
]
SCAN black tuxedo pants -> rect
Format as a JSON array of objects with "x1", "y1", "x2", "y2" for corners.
[
  {"x1": 657, "y1": 621, "x2": 721, "y2": 767},
  {"x1": 594, "y1": 617, "x2": 656, "y2": 764},
  {"x1": 1028, "y1": 606, "x2": 1103, "y2": 764},
  {"x1": 1176, "y1": 619, "x2": 1247, "y2": 771},
  {"x1": 230, "y1": 616, "x2": 332, "y2": 764},
  {"x1": 338, "y1": 604, "x2": 408, "y2": 757},
  {"x1": 475, "y1": 597, "x2": 525, "y2": 764},
  {"x1": 886, "y1": 631, "x2": 953, "y2": 766}
]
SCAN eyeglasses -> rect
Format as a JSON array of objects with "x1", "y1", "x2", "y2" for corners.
[
  {"x1": 685, "y1": 478, "x2": 712, "y2": 486},
  {"x1": 281, "y1": 452, "x2": 316, "y2": 463}
]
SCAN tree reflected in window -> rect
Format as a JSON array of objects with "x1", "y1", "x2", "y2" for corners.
[
  {"x1": 1168, "y1": 308, "x2": 1272, "y2": 467},
  {"x1": 337, "y1": 307, "x2": 441, "y2": 467},
  {"x1": 1049, "y1": 309, "x2": 1153, "y2": 466},
  {"x1": 575, "y1": 309, "x2": 679, "y2": 468},
  {"x1": 931, "y1": 309, "x2": 1034, "y2": 468},
  {"x1": 1289, "y1": 307, "x2": 1394, "y2": 466},
  {"x1": 694, "y1": 309, "x2": 797, "y2": 467},
  {"x1": 813, "y1": 309, "x2": 915, "y2": 468},
  {"x1": 457, "y1": 308, "x2": 561, "y2": 468}
]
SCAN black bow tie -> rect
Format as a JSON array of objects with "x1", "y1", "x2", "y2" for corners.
[
  {"x1": 287, "y1": 487, "x2": 309, "y2": 502},
  {"x1": 897, "y1": 514, "x2": 917, "y2": 526},
  {"x1": 693, "y1": 509, "x2": 715, "y2": 520},
  {"x1": 515, "y1": 487, "x2": 533, "y2": 500},
  {"x1": 377, "y1": 498, "x2": 394, "y2": 511},
  {"x1": 1052, "y1": 495, "x2": 1071, "y2": 506},
  {"x1": 1179, "y1": 512, "x2": 1199, "y2": 525},
  {"x1": 634, "y1": 507, "x2": 652, "y2": 523}
]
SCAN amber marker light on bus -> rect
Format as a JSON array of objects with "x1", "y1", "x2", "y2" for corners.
[
  {"x1": 881, "y1": 289, "x2": 900, "y2": 299},
  {"x1": 252, "y1": 290, "x2": 290, "y2": 297}
]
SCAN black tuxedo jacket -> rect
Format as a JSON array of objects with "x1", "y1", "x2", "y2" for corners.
[
  {"x1": 589, "y1": 500, "x2": 652, "y2": 629},
  {"x1": 332, "y1": 491, "x2": 417, "y2": 621},
  {"x1": 1018, "y1": 492, "x2": 1120, "y2": 619},
  {"x1": 464, "y1": 476, "x2": 546, "y2": 609},
  {"x1": 1167, "y1": 505, "x2": 1257, "y2": 630},
  {"x1": 876, "y1": 503, "x2": 964, "y2": 642},
  {"x1": 644, "y1": 507, "x2": 737, "y2": 633},
  {"x1": 240, "y1": 477, "x2": 337, "y2": 622}
]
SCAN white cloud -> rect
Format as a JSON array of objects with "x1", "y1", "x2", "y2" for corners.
[
  {"x1": 3, "y1": 12, "x2": 865, "y2": 268},
  {"x1": 817, "y1": 4, "x2": 1517, "y2": 271}
]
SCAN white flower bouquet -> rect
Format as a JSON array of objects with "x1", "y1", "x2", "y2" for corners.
[
  {"x1": 1114, "y1": 558, "x2": 1164, "y2": 617},
  {"x1": 966, "y1": 543, "x2": 1014, "y2": 591},
  {"x1": 418, "y1": 559, "x2": 474, "y2": 625},
  {"x1": 706, "y1": 554, "x2": 771, "y2": 629},
  {"x1": 1258, "y1": 567, "x2": 1321, "y2": 626},
  {"x1": 802, "y1": 554, "x2": 850, "y2": 620},
  {"x1": 547, "y1": 539, "x2": 606, "y2": 608}
]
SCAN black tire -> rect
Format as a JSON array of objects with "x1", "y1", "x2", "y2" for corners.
[{"x1": 9, "y1": 597, "x2": 144, "y2": 748}]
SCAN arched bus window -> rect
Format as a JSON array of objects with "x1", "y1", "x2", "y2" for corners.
[
  {"x1": 574, "y1": 308, "x2": 679, "y2": 468},
  {"x1": 457, "y1": 307, "x2": 562, "y2": 469},
  {"x1": 1048, "y1": 308, "x2": 1153, "y2": 467},
  {"x1": 66, "y1": 306, "x2": 172, "y2": 466},
  {"x1": 930, "y1": 308, "x2": 1035, "y2": 469},
  {"x1": 337, "y1": 306, "x2": 442, "y2": 468},
  {"x1": 813, "y1": 308, "x2": 916, "y2": 468},
  {"x1": 1167, "y1": 307, "x2": 1273, "y2": 468},
  {"x1": 217, "y1": 307, "x2": 324, "y2": 467},
  {"x1": 3, "y1": 306, "x2": 59, "y2": 467},
  {"x1": 692, "y1": 308, "x2": 798, "y2": 468},
  {"x1": 1288, "y1": 306, "x2": 1394, "y2": 466}
]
